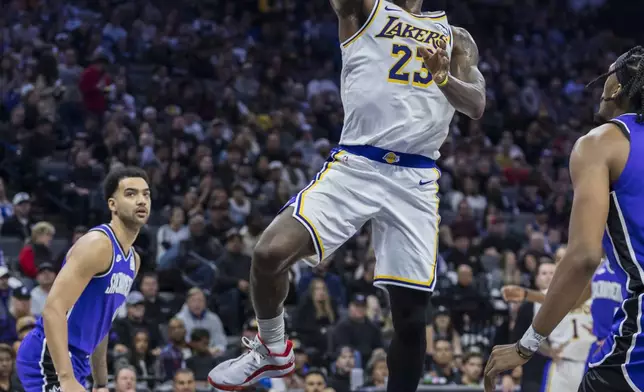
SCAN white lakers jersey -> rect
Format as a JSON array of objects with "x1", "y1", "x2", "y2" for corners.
[
  {"x1": 537, "y1": 300, "x2": 594, "y2": 363},
  {"x1": 338, "y1": 0, "x2": 455, "y2": 159}
]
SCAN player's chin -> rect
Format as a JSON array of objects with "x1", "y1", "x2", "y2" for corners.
[{"x1": 133, "y1": 212, "x2": 150, "y2": 224}]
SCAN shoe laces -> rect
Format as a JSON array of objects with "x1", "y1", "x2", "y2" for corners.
[{"x1": 241, "y1": 336, "x2": 265, "y2": 364}]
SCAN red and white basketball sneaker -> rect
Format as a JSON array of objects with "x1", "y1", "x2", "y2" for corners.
[{"x1": 207, "y1": 336, "x2": 295, "y2": 391}]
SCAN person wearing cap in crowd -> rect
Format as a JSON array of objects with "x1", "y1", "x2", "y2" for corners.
[
  {"x1": 18, "y1": 221, "x2": 55, "y2": 279},
  {"x1": 111, "y1": 291, "x2": 163, "y2": 356},
  {"x1": 330, "y1": 294, "x2": 383, "y2": 365},
  {"x1": 0, "y1": 192, "x2": 32, "y2": 240},
  {"x1": 29, "y1": 262, "x2": 57, "y2": 317},
  {"x1": 10, "y1": 286, "x2": 32, "y2": 320},
  {"x1": 0, "y1": 267, "x2": 18, "y2": 344},
  {"x1": 213, "y1": 229, "x2": 251, "y2": 334},
  {"x1": 175, "y1": 288, "x2": 227, "y2": 356}
]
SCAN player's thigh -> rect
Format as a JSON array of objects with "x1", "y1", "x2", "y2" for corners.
[
  {"x1": 371, "y1": 169, "x2": 440, "y2": 292},
  {"x1": 16, "y1": 331, "x2": 59, "y2": 392},
  {"x1": 279, "y1": 150, "x2": 382, "y2": 265}
]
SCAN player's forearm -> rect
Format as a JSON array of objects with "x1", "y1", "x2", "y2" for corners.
[
  {"x1": 525, "y1": 289, "x2": 546, "y2": 304},
  {"x1": 91, "y1": 335, "x2": 109, "y2": 386},
  {"x1": 438, "y1": 76, "x2": 485, "y2": 119},
  {"x1": 42, "y1": 306, "x2": 75, "y2": 381},
  {"x1": 531, "y1": 256, "x2": 598, "y2": 336}
]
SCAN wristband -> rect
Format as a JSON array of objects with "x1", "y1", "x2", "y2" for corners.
[
  {"x1": 95, "y1": 385, "x2": 107, "y2": 389},
  {"x1": 515, "y1": 342, "x2": 533, "y2": 359},
  {"x1": 519, "y1": 325, "x2": 547, "y2": 354},
  {"x1": 437, "y1": 74, "x2": 449, "y2": 87}
]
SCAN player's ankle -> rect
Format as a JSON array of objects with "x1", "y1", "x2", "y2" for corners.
[{"x1": 257, "y1": 311, "x2": 286, "y2": 349}]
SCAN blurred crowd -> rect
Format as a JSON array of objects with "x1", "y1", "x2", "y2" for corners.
[{"x1": 0, "y1": 0, "x2": 642, "y2": 391}]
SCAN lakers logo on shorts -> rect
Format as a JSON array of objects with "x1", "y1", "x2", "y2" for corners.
[{"x1": 383, "y1": 152, "x2": 400, "y2": 164}]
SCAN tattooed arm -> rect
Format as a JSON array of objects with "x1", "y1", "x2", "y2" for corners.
[{"x1": 440, "y1": 26, "x2": 486, "y2": 119}]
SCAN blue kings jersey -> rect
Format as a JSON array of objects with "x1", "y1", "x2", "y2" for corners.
[
  {"x1": 35, "y1": 224, "x2": 136, "y2": 355},
  {"x1": 589, "y1": 113, "x2": 644, "y2": 389},
  {"x1": 591, "y1": 259, "x2": 624, "y2": 339}
]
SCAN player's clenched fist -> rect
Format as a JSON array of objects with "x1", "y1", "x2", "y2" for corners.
[{"x1": 419, "y1": 39, "x2": 450, "y2": 85}]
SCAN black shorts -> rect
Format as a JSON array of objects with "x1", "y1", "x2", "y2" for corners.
[{"x1": 578, "y1": 366, "x2": 634, "y2": 392}]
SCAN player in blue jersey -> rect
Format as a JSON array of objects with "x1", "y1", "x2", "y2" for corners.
[
  {"x1": 16, "y1": 166, "x2": 150, "y2": 392},
  {"x1": 484, "y1": 46, "x2": 644, "y2": 392}
]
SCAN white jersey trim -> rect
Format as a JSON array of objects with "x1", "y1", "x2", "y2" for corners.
[{"x1": 341, "y1": 0, "x2": 382, "y2": 48}]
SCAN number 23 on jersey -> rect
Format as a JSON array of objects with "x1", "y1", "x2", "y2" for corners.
[{"x1": 388, "y1": 43, "x2": 433, "y2": 88}]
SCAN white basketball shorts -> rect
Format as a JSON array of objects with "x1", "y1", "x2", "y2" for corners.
[{"x1": 280, "y1": 145, "x2": 441, "y2": 292}]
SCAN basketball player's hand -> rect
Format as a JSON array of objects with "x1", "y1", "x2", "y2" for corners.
[
  {"x1": 483, "y1": 344, "x2": 529, "y2": 392},
  {"x1": 419, "y1": 39, "x2": 449, "y2": 85},
  {"x1": 61, "y1": 378, "x2": 86, "y2": 392},
  {"x1": 501, "y1": 285, "x2": 526, "y2": 302}
]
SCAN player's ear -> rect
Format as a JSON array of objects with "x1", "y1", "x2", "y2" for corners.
[
  {"x1": 610, "y1": 83, "x2": 623, "y2": 100},
  {"x1": 107, "y1": 197, "x2": 117, "y2": 213}
]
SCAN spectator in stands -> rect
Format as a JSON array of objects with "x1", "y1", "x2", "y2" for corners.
[
  {"x1": 298, "y1": 263, "x2": 346, "y2": 307},
  {"x1": 364, "y1": 351, "x2": 388, "y2": 389},
  {"x1": 426, "y1": 306, "x2": 463, "y2": 361},
  {"x1": 175, "y1": 288, "x2": 227, "y2": 356},
  {"x1": 1, "y1": 193, "x2": 32, "y2": 240},
  {"x1": 185, "y1": 328, "x2": 217, "y2": 386},
  {"x1": 172, "y1": 369, "x2": 196, "y2": 392},
  {"x1": 139, "y1": 272, "x2": 172, "y2": 325},
  {"x1": 0, "y1": 343, "x2": 20, "y2": 392},
  {"x1": 303, "y1": 369, "x2": 329, "y2": 392},
  {"x1": 111, "y1": 292, "x2": 163, "y2": 356},
  {"x1": 10, "y1": 286, "x2": 31, "y2": 320},
  {"x1": 175, "y1": 214, "x2": 222, "y2": 289},
  {"x1": 78, "y1": 52, "x2": 111, "y2": 116},
  {"x1": 29, "y1": 262, "x2": 55, "y2": 316},
  {"x1": 426, "y1": 338, "x2": 460, "y2": 385},
  {"x1": 0, "y1": 179, "x2": 12, "y2": 227},
  {"x1": 457, "y1": 351, "x2": 484, "y2": 386},
  {"x1": 13, "y1": 315, "x2": 36, "y2": 354},
  {"x1": 122, "y1": 330, "x2": 159, "y2": 382},
  {"x1": 294, "y1": 278, "x2": 338, "y2": 353},
  {"x1": 0, "y1": 272, "x2": 17, "y2": 341},
  {"x1": 213, "y1": 230, "x2": 251, "y2": 334},
  {"x1": 114, "y1": 366, "x2": 137, "y2": 392},
  {"x1": 159, "y1": 318, "x2": 190, "y2": 382},
  {"x1": 327, "y1": 346, "x2": 357, "y2": 392},
  {"x1": 156, "y1": 207, "x2": 189, "y2": 265},
  {"x1": 238, "y1": 214, "x2": 264, "y2": 258},
  {"x1": 18, "y1": 222, "x2": 55, "y2": 279},
  {"x1": 330, "y1": 294, "x2": 383, "y2": 365},
  {"x1": 448, "y1": 264, "x2": 492, "y2": 333}
]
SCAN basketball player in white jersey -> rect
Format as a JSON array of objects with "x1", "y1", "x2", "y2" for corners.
[{"x1": 208, "y1": 0, "x2": 485, "y2": 390}]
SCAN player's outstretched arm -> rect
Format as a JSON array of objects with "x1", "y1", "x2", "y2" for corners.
[
  {"x1": 420, "y1": 27, "x2": 486, "y2": 119},
  {"x1": 502, "y1": 281, "x2": 592, "y2": 308},
  {"x1": 483, "y1": 124, "x2": 625, "y2": 391},
  {"x1": 42, "y1": 232, "x2": 112, "y2": 388}
]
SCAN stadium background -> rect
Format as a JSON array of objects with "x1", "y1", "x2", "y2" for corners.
[{"x1": 1, "y1": 0, "x2": 643, "y2": 391}]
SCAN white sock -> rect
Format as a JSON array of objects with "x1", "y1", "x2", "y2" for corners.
[{"x1": 257, "y1": 311, "x2": 286, "y2": 351}]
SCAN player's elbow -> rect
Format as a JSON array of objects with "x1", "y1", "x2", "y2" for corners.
[
  {"x1": 469, "y1": 96, "x2": 486, "y2": 120},
  {"x1": 567, "y1": 246, "x2": 603, "y2": 273},
  {"x1": 42, "y1": 301, "x2": 66, "y2": 324}
]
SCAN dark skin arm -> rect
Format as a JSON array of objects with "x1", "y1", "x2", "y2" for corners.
[
  {"x1": 329, "y1": 0, "x2": 375, "y2": 43},
  {"x1": 483, "y1": 123, "x2": 629, "y2": 391},
  {"x1": 420, "y1": 27, "x2": 486, "y2": 119}
]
